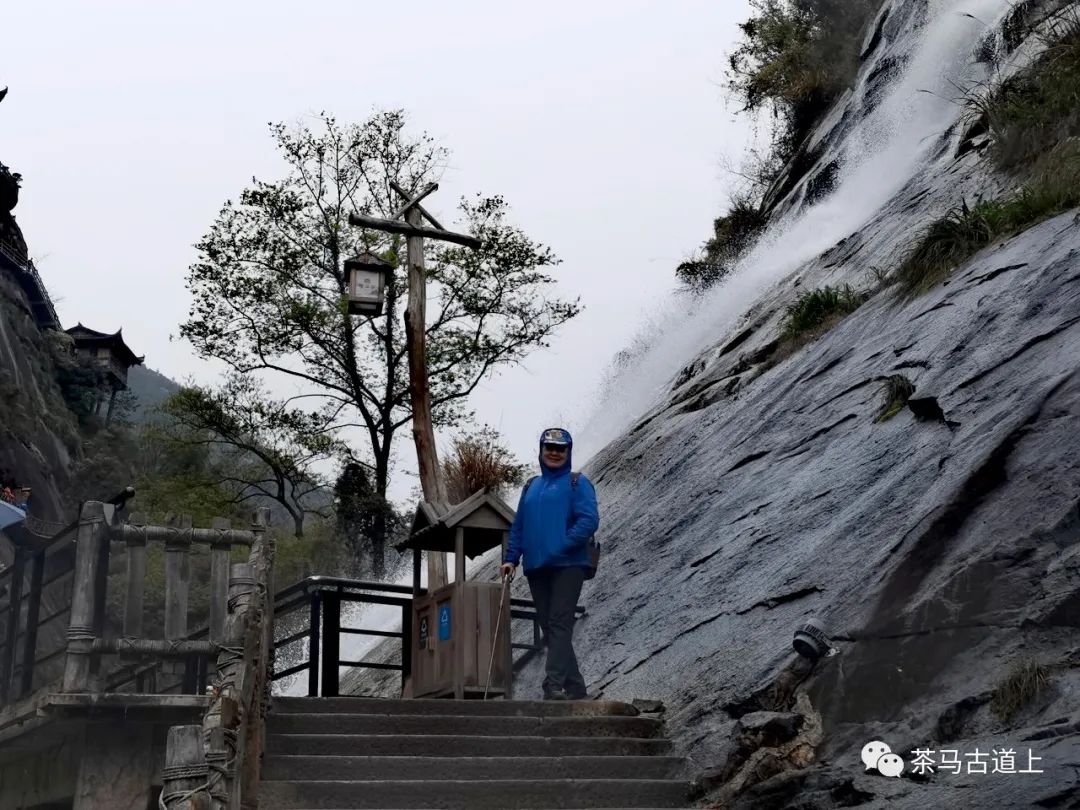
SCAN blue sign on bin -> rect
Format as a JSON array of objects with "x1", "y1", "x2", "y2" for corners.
[{"x1": 438, "y1": 604, "x2": 452, "y2": 641}]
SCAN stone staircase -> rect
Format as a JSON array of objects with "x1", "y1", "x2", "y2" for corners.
[{"x1": 260, "y1": 697, "x2": 693, "y2": 809}]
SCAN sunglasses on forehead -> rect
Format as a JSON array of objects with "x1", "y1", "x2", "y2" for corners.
[{"x1": 541, "y1": 443, "x2": 569, "y2": 452}]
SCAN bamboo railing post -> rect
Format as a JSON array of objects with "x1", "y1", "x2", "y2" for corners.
[
  {"x1": 123, "y1": 512, "x2": 148, "y2": 640},
  {"x1": 209, "y1": 518, "x2": 232, "y2": 646},
  {"x1": 161, "y1": 725, "x2": 210, "y2": 809},
  {"x1": 63, "y1": 501, "x2": 109, "y2": 692},
  {"x1": 165, "y1": 515, "x2": 193, "y2": 691}
]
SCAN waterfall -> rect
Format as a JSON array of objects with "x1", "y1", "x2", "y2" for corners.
[{"x1": 575, "y1": 0, "x2": 1016, "y2": 464}]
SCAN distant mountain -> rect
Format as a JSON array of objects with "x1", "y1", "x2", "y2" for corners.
[{"x1": 127, "y1": 365, "x2": 181, "y2": 420}]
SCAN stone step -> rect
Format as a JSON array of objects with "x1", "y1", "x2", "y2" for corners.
[
  {"x1": 268, "y1": 734, "x2": 673, "y2": 758},
  {"x1": 259, "y1": 778, "x2": 690, "y2": 809},
  {"x1": 262, "y1": 755, "x2": 685, "y2": 781},
  {"x1": 272, "y1": 697, "x2": 640, "y2": 718},
  {"x1": 267, "y1": 714, "x2": 662, "y2": 739}
]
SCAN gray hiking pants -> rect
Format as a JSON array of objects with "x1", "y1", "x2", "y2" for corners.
[{"x1": 527, "y1": 566, "x2": 586, "y2": 698}]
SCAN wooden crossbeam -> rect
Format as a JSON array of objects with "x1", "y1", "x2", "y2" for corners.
[
  {"x1": 109, "y1": 523, "x2": 255, "y2": 548},
  {"x1": 390, "y1": 183, "x2": 439, "y2": 222},
  {"x1": 348, "y1": 212, "x2": 481, "y2": 249},
  {"x1": 390, "y1": 180, "x2": 445, "y2": 230}
]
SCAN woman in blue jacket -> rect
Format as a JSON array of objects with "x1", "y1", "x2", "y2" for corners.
[{"x1": 501, "y1": 428, "x2": 599, "y2": 700}]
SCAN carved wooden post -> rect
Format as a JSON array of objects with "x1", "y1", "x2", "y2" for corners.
[
  {"x1": 239, "y1": 508, "x2": 272, "y2": 806},
  {"x1": 204, "y1": 727, "x2": 230, "y2": 810},
  {"x1": 123, "y1": 513, "x2": 147, "y2": 639},
  {"x1": 64, "y1": 501, "x2": 109, "y2": 692},
  {"x1": 202, "y1": 561, "x2": 255, "y2": 810},
  {"x1": 221, "y1": 563, "x2": 256, "y2": 695},
  {"x1": 161, "y1": 725, "x2": 210, "y2": 810}
]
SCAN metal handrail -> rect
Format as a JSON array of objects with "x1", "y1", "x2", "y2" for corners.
[
  {"x1": 270, "y1": 575, "x2": 584, "y2": 697},
  {"x1": 0, "y1": 237, "x2": 28, "y2": 266}
]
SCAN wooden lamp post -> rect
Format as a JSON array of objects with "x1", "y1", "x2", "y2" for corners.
[{"x1": 348, "y1": 182, "x2": 481, "y2": 590}]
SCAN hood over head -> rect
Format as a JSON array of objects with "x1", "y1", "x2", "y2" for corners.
[{"x1": 538, "y1": 427, "x2": 573, "y2": 476}]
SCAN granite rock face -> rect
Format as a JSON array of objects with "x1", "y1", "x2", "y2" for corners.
[
  {"x1": 553, "y1": 211, "x2": 1080, "y2": 808},
  {"x1": 0, "y1": 271, "x2": 76, "y2": 524}
]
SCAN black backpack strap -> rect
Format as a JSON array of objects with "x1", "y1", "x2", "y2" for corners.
[{"x1": 525, "y1": 473, "x2": 581, "y2": 492}]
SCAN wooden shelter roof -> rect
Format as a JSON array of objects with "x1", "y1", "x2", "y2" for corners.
[{"x1": 400, "y1": 489, "x2": 515, "y2": 558}]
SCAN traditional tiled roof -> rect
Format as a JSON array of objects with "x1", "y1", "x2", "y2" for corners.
[{"x1": 65, "y1": 323, "x2": 144, "y2": 366}]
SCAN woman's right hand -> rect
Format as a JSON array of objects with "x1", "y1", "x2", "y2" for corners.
[{"x1": 500, "y1": 563, "x2": 516, "y2": 580}]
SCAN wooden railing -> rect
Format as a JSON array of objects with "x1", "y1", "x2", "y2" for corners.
[
  {"x1": 1, "y1": 499, "x2": 278, "y2": 808},
  {"x1": 62, "y1": 503, "x2": 265, "y2": 695}
]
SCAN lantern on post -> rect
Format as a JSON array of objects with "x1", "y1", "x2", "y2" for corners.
[{"x1": 344, "y1": 252, "x2": 393, "y2": 316}]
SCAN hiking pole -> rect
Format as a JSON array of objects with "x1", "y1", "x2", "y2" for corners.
[{"x1": 484, "y1": 569, "x2": 513, "y2": 700}]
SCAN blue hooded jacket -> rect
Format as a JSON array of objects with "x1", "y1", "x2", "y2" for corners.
[{"x1": 504, "y1": 429, "x2": 600, "y2": 574}]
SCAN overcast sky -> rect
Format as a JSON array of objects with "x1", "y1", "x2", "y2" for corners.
[{"x1": 3, "y1": 0, "x2": 754, "y2": 498}]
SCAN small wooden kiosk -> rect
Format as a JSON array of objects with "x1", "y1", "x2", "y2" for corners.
[{"x1": 402, "y1": 490, "x2": 515, "y2": 699}]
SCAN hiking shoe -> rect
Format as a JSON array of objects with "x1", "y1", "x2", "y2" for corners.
[{"x1": 542, "y1": 688, "x2": 569, "y2": 701}]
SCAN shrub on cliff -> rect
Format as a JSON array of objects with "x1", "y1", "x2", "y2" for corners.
[
  {"x1": 727, "y1": 0, "x2": 880, "y2": 158},
  {"x1": 681, "y1": 0, "x2": 879, "y2": 290},
  {"x1": 781, "y1": 284, "x2": 864, "y2": 340},
  {"x1": 876, "y1": 374, "x2": 915, "y2": 423},
  {"x1": 677, "y1": 196, "x2": 769, "y2": 290},
  {"x1": 897, "y1": 140, "x2": 1080, "y2": 295},
  {"x1": 900, "y1": 12, "x2": 1080, "y2": 295},
  {"x1": 991, "y1": 658, "x2": 1052, "y2": 723},
  {"x1": 983, "y1": 8, "x2": 1080, "y2": 171}
]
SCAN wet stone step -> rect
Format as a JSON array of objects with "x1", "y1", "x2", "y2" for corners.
[
  {"x1": 266, "y1": 713, "x2": 664, "y2": 739},
  {"x1": 258, "y1": 778, "x2": 690, "y2": 809},
  {"x1": 261, "y1": 754, "x2": 686, "y2": 781},
  {"x1": 267, "y1": 734, "x2": 674, "y2": 758},
  {"x1": 272, "y1": 697, "x2": 641, "y2": 718}
]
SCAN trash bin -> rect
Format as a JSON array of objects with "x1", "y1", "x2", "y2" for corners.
[{"x1": 401, "y1": 491, "x2": 515, "y2": 699}]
